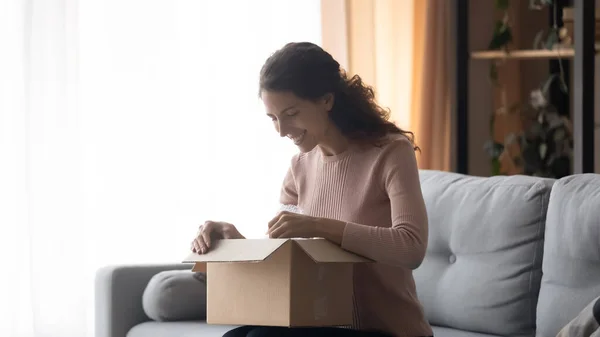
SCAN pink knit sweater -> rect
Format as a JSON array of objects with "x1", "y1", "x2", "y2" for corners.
[{"x1": 279, "y1": 135, "x2": 433, "y2": 337}]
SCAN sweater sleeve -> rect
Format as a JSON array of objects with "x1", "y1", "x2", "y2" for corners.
[
  {"x1": 279, "y1": 155, "x2": 299, "y2": 206},
  {"x1": 340, "y1": 138, "x2": 429, "y2": 269}
]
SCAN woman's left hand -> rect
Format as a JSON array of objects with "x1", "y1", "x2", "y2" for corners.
[{"x1": 267, "y1": 211, "x2": 319, "y2": 239}]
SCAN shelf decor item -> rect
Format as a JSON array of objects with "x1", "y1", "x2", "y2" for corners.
[
  {"x1": 484, "y1": 80, "x2": 573, "y2": 178},
  {"x1": 518, "y1": 87, "x2": 573, "y2": 178},
  {"x1": 486, "y1": 75, "x2": 573, "y2": 178},
  {"x1": 561, "y1": 6, "x2": 600, "y2": 45}
]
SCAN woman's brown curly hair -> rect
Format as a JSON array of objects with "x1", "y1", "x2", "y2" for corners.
[{"x1": 259, "y1": 42, "x2": 419, "y2": 151}]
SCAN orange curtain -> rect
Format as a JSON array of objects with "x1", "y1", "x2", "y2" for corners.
[
  {"x1": 320, "y1": 0, "x2": 452, "y2": 171},
  {"x1": 410, "y1": 0, "x2": 452, "y2": 171}
]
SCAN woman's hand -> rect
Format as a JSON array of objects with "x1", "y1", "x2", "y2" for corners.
[
  {"x1": 191, "y1": 221, "x2": 244, "y2": 254},
  {"x1": 268, "y1": 211, "x2": 347, "y2": 244},
  {"x1": 267, "y1": 211, "x2": 318, "y2": 239}
]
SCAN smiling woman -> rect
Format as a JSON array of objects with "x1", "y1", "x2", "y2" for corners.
[
  {"x1": 191, "y1": 42, "x2": 433, "y2": 337},
  {"x1": 259, "y1": 42, "x2": 417, "y2": 155}
]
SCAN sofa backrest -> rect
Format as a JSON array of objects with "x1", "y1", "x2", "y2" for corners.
[
  {"x1": 415, "y1": 170, "x2": 554, "y2": 337},
  {"x1": 536, "y1": 174, "x2": 600, "y2": 337}
]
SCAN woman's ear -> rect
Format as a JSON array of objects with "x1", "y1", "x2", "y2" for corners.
[{"x1": 322, "y1": 93, "x2": 334, "y2": 112}]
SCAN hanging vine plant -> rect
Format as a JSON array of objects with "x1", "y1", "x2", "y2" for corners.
[
  {"x1": 484, "y1": 0, "x2": 573, "y2": 178},
  {"x1": 487, "y1": 0, "x2": 513, "y2": 87},
  {"x1": 484, "y1": 0, "x2": 514, "y2": 175}
]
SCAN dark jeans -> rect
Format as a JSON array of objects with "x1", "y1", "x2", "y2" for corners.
[{"x1": 222, "y1": 326, "x2": 393, "y2": 337}]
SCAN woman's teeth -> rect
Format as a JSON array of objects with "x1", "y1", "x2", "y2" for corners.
[{"x1": 290, "y1": 131, "x2": 306, "y2": 145}]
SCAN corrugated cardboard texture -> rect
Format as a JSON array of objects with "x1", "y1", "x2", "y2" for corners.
[
  {"x1": 206, "y1": 241, "x2": 292, "y2": 326},
  {"x1": 289, "y1": 242, "x2": 354, "y2": 327},
  {"x1": 191, "y1": 263, "x2": 206, "y2": 273}
]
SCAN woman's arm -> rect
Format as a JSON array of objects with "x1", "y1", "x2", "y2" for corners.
[{"x1": 317, "y1": 140, "x2": 428, "y2": 270}]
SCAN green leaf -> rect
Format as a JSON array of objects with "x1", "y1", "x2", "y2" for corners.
[
  {"x1": 545, "y1": 29, "x2": 558, "y2": 50},
  {"x1": 533, "y1": 30, "x2": 545, "y2": 49},
  {"x1": 530, "y1": 0, "x2": 552, "y2": 9},
  {"x1": 491, "y1": 158, "x2": 501, "y2": 176},
  {"x1": 529, "y1": 0, "x2": 542, "y2": 9},
  {"x1": 488, "y1": 26, "x2": 513, "y2": 50}
]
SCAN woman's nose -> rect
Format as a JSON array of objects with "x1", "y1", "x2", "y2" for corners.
[{"x1": 277, "y1": 121, "x2": 288, "y2": 137}]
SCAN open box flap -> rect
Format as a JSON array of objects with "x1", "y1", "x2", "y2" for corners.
[
  {"x1": 293, "y1": 238, "x2": 372, "y2": 263},
  {"x1": 183, "y1": 238, "x2": 290, "y2": 264}
]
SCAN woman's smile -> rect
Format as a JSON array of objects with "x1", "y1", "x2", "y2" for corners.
[{"x1": 289, "y1": 130, "x2": 307, "y2": 145}]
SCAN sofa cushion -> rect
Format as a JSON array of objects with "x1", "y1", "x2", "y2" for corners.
[
  {"x1": 414, "y1": 170, "x2": 554, "y2": 337},
  {"x1": 536, "y1": 174, "x2": 600, "y2": 337},
  {"x1": 142, "y1": 270, "x2": 207, "y2": 322}
]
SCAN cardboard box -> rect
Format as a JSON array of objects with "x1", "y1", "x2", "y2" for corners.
[{"x1": 183, "y1": 238, "x2": 371, "y2": 327}]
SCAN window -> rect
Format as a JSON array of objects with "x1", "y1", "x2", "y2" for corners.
[{"x1": 0, "y1": 1, "x2": 322, "y2": 336}]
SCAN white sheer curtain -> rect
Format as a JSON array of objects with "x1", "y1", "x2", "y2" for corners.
[{"x1": 0, "y1": 0, "x2": 321, "y2": 336}]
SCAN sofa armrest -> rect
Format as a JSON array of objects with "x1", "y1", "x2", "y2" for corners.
[{"x1": 95, "y1": 263, "x2": 192, "y2": 337}]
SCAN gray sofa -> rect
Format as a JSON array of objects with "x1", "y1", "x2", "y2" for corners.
[{"x1": 95, "y1": 170, "x2": 600, "y2": 337}]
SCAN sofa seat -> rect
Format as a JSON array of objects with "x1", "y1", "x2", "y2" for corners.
[
  {"x1": 127, "y1": 322, "x2": 500, "y2": 337},
  {"x1": 431, "y1": 326, "x2": 499, "y2": 337},
  {"x1": 127, "y1": 321, "x2": 239, "y2": 337}
]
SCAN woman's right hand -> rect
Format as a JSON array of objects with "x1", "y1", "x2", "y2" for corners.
[{"x1": 190, "y1": 221, "x2": 244, "y2": 254}]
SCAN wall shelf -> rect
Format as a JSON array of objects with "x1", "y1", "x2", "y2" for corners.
[
  {"x1": 470, "y1": 44, "x2": 600, "y2": 60},
  {"x1": 454, "y1": 0, "x2": 596, "y2": 175},
  {"x1": 471, "y1": 47, "x2": 574, "y2": 60}
]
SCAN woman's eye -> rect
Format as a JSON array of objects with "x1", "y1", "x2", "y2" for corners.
[{"x1": 285, "y1": 110, "x2": 299, "y2": 117}]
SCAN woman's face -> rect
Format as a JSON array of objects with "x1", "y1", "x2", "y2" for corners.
[{"x1": 261, "y1": 90, "x2": 333, "y2": 153}]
